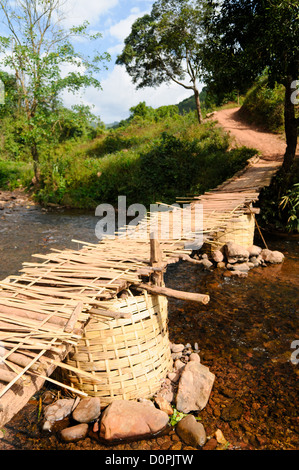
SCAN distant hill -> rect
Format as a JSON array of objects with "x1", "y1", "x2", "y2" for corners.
[
  {"x1": 107, "y1": 88, "x2": 208, "y2": 128},
  {"x1": 176, "y1": 95, "x2": 196, "y2": 114},
  {"x1": 106, "y1": 121, "x2": 119, "y2": 129}
]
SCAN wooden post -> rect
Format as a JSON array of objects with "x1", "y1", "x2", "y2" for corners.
[{"x1": 150, "y1": 233, "x2": 164, "y2": 287}]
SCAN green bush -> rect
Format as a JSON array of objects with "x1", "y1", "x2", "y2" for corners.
[
  {"x1": 35, "y1": 117, "x2": 257, "y2": 209},
  {"x1": 258, "y1": 160, "x2": 299, "y2": 233},
  {"x1": 240, "y1": 75, "x2": 285, "y2": 133},
  {"x1": 0, "y1": 160, "x2": 33, "y2": 189}
]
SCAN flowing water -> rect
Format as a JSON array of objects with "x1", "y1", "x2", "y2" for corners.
[{"x1": 0, "y1": 195, "x2": 298, "y2": 450}]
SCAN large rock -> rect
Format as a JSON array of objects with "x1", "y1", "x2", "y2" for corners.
[
  {"x1": 261, "y1": 249, "x2": 285, "y2": 264},
  {"x1": 176, "y1": 362, "x2": 215, "y2": 413},
  {"x1": 176, "y1": 415, "x2": 207, "y2": 448},
  {"x1": 225, "y1": 242, "x2": 250, "y2": 264},
  {"x1": 72, "y1": 397, "x2": 101, "y2": 423},
  {"x1": 99, "y1": 400, "x2": 169, "y2": 441}
]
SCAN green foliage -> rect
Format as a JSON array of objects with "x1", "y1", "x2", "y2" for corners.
[
  {"x1": 258, "y1": 161, "x2": 299, "y2": 233},
  {"x1": 0, "y1": 159, "x2": 33, "y2": 189},
  {"x1": 0, "y1": 0, "x2": 109, "y2": 181},
  {"x1": 240, "y1": 75, "x2": 285, "y2": 133},
  {"x1": 33, "y1": 112, "x2": 256, "y2": 209},
  {"x1": 202, "y1": 0, "x2": 299, "y2": 169},
  {"x1": 169, "y1": 408, "x2": 202, "y2": 427},
  {"x1": 280, "y1": 183, "x2": 299, "y2": 232},
  {"x1": 169, "y1": 408, "x2": 189, "y2": 426},
  {"x1": 117, "y1": 0, "x2": 207, "y2": 122}
]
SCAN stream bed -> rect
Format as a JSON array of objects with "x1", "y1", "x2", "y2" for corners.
[{"x1": 0, "y1": 192, "x2": 298, "y2": 450}]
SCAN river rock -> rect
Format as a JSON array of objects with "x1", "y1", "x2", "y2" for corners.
[
  {"x1": 43, "y1": 398, "x2": 76, "y2": 431},
  {"x1": 248, "y1": 245, "x2": 262, "y2": 257},
  {"x1": 231, "y1": 262, "x2": 251, "y2": 272},
  {"x1": 72, "y1": 397, "x2": 101, "y2": 423},
  {"x1": 155, "y1": 395, "x2": 174, "y2": 416},
  {"x1": 225, "y1": 242, "x2": 250, "y2": 264},
  {"x1": 99, "y1": 400, "x2": 169, "y2": 441},
  {"x1": 212, "y1": 250, "x2": 224, "y2": 263},
  {"x1": 168, "y1": 370, "x2": 181, "y2": 383},
  {"x1": 189, "y1": 353, "x2": 200, "y2": 362},
  {"x1": 174, "y1": 359, "x2": 185, "y2": 371},
  {"x1": 176, "y1": 362, "x2": 215, "y2": 413},
  {"x1": 171, "y1": 343, "x2": 185, "y2": 353},
  {"x1": 217, "y1": 261, "x2": 226, "y2": 269},
  {"x1": 201, "y1": 258, "x2": 213, "y2": 270},
  {"x1": 261, "y1": 249, "x2": 284, "y2": 264},
  {"x1": 60, "y1": 423, "x2": 89, "y2": 442},
  {"x1": 171, "y1": 351, "x2": 183, "y2": 360},
  {"x1": 176, "y1": 415, "x2": 207, "y2": 448},
  {"x1": 158, "y1": 378, "x2": 175, "y2": 403}
]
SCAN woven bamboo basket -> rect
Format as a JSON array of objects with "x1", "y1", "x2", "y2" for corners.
[
  {"x1": 210, "y1": 212, "x2": 255, "y2": 251},
  {"x1": 61, "y1": 291, "x2": 173, "y2": 406}
]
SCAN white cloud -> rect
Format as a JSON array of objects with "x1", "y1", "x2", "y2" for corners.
[
  {"x1": 60, "y1": 0, "x2": 119, "y2": 28},
  {"x1": 107, "y1": 43, "x2": 124, "y2": 56},
  {"x1": 62, "y1": 65, "x2": 194, "y2": 123},
  {"x1": 108, "y1": 9, "x2": 149, "y2": 43}
]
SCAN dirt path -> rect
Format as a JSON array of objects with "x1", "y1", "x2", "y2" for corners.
[{"x1": 212, "y1": 107, "x2": 287, "y2": 161}]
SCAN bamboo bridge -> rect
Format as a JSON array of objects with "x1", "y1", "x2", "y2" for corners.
[{"x1": 0, "y1": 153, "x2": 282, "y2": 427}]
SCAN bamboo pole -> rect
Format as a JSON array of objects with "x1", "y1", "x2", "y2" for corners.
[{"x1": 135, "y1": 283, "x2": 210, "y2": 305}]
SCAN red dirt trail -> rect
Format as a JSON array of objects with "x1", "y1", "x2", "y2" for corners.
[{"x1": 211, "y1": 107, "x2": 288, "y2": 161}]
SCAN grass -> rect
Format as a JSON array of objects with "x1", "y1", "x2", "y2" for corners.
[{"x1": 0, "y1": 108, "x2": 258, "y2": 210}]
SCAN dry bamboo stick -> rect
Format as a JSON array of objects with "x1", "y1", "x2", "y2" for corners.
[
  {"x1": 135, "y1": 283, "x2": 210, "y2": 305},
  {"x1": 64, "y1": 302, "x2": 83, "y2": 333},
  {"x1": 0, "y1": 304, "x2": 67, "y2": 328},
  {"x1": 0, "y1": 368, "x2": 29, "y2": 386},
  {"x1": 0, "y1": 347, "x2": 45, "y2": 374}
]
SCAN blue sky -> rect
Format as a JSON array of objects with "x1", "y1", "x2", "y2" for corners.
[{"x1": 60, "y1": 0, "x2": 195, "y2": 123}]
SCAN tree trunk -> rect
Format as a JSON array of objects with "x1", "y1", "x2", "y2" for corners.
[
  {"x1": 31, "y1": 142, "x2": 41, "y2": 186},
  {"x1": 194, "y1": 87, "x2": 203, "y2": 124},
  {"x1": 283, "y1": 79, "x2": 298, "y2": 171}
]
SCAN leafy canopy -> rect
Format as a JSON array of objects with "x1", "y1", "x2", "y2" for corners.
[
  {"x1": 0, "y1": 0, "x2": 110, "y2": 179},
  {"x1": 117, "y1": 0, "x2": 208, "y2": 122}
]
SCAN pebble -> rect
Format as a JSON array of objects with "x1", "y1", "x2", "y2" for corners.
[
  {"x1": 174, "y1": 359, "x2": 185, "y2": 371},
  {"x1": 60, "y1": 423, "x2": 89, "y2": 443},
  {"x1": 155, "y1": 395, "x2": 174, "y2": 416},
  {"x1": 176, "y1": 415, "x2": 207, "y2": 448},
  {"x1": 171, "y1": 343, "x2": 185, "y2": 353},
  {"x1": 171, "y1": 352, "x2": 183, "y2": 360},
  {"x1": 202, "y1": 438, "x2": 218, "y2": 450}
]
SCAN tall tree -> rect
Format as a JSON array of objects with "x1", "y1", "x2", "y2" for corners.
[
  {"x1": 116, "y1": 0, "x2": 206, "y2": 124},
  {"x1": 203, "y1": 0, "x2": 299, "y2": 170},
  {"x1": 0, "y1": 0, "x2": 109, "y2": 184}
]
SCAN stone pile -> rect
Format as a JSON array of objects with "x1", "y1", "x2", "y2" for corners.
[
  {"x1": 41, "y1": 342, "x2": 215, "y2": 449},
  {"x1": 194, "y1": 241, "x2": 285, "y2": 278}
]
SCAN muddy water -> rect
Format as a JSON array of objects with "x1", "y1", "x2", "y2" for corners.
[{"x1": 0, "y1": 197, "x2": 298, "y2": 450}]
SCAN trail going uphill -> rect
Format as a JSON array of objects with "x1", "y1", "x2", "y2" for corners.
[{"x1": 211, "y1": 107, "x2": 289, "y2": 161}]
